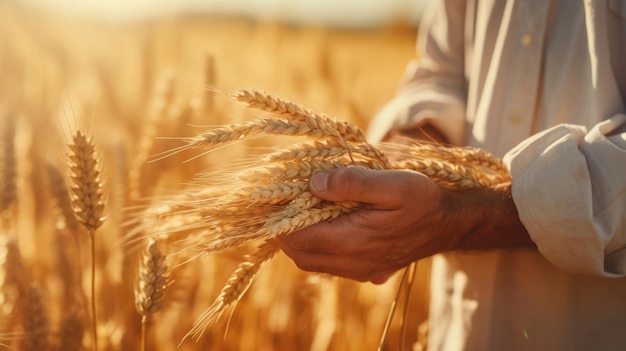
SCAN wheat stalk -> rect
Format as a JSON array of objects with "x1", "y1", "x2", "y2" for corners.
[{"x1": 67, "y1": 130, "x2": 105, "y2": 351}]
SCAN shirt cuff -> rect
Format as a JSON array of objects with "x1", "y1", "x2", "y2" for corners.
[{"x1": 504, "y1": 117, "x2": 626, "y2": 277}]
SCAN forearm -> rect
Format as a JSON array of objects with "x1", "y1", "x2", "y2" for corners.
[{"x1": 443, "y1": 184, "x2": 536, "y2": 252}]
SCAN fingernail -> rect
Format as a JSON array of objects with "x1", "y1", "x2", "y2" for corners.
[{"x1": 310, "y1": 171, "x2": 329, "y2": 192}]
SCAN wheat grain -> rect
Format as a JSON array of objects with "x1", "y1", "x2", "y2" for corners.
[
  {"x1": 237, "y1": 181, "x2": 309, "y2": 205},
  {"x1": 394, "y1": 158, "x2": 509, "y2": 189},
  {"x1": 261, "y1": 201, "x2": 358, "y2": 238},
  {"x1": 242, "y1": 159, "x2": 348, "y2": 183},
  {"x1": 263, "y1": 141, "x2": 382, "y2": 164}
]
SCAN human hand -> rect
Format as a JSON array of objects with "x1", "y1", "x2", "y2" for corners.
[{"x1": 275, "y1": 167, "x2": 455, "y2": 284}]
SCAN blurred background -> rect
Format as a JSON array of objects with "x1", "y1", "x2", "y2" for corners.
[
  {"x1": 20, "y1": 0, "x2": 428, "y2": 26},
  {"x1": 0, "y1": 0, "x2": 432, "y2": 350}
]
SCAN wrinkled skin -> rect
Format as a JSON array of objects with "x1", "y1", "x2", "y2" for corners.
[
  {"x1": 276, "y1": 167, "x2": 455, "y2": 284},
  {"x1": 276, "y1": 166, "x2": 533, "y2": 284}
]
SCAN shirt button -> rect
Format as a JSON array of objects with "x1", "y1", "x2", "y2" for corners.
[{"x1": 522, "y1": 34, "x2": 533, "y2": 46}]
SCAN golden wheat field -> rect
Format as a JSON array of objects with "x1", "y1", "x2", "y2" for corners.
[{"x1": 0, "y1": 1, "x2": 445, "y2": 350}]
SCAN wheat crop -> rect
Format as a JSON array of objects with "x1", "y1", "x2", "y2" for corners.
[{"x1": 0, "y1": 3, "x2": 498, "y2": 349}]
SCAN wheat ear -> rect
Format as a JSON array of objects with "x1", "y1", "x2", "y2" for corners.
[
  {"x1": 68, "y1": 130, "x2": 105, "y2": 234},
  {"x1": 135, "y1": 238, "x2": 170, "y2": 351},
  {"x1": 233, "y1": 88, "x2": 366, "y2": 143},
  {"x1": 58, "y1": 310, "x2": 85, "y2": 351},
  {"x1": 20, "y1": 284, "x2": 49, "y2": 351},
  {"x1": 182, "y1": 239, "x2": 279, "y2": 343},
  {"x1": 0, "y1": 116, "x2": 17, "y2": 226},
  {"x1": 47, "y1": 164, "x2": 80, "y2": 232},
  {"x1": 233, "y1": 88, "x2": 391, "y2": 166}
]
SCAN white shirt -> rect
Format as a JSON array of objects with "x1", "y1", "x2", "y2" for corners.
[{"x1": 368, "y1": 0, "x2": 626, "y2": 349}]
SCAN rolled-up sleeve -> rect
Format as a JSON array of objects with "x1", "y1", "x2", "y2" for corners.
[
  {"x1": 504, "y1": 114, "x2": 626, "y2": 276},
  {"x1": 367, "y1": 0, "x2": 467, "y2": 144}
]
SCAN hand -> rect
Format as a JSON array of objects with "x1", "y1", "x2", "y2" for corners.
[
  {"x1": 275, "y1": 167, "x2": 454, "y2": 284},
  {"x1": 276, "y1": 166, "x2": 534, "y2": 284}
]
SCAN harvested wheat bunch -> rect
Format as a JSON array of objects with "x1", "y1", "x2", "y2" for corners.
[{"x1": 141, "y1": 88, "x2": 511, "y2": 342}]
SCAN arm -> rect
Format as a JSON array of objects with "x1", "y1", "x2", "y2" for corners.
[
  {"x1": 367, "y1": 0, "x2": 467, "y2": 145},
  {"x1": 276, "y1": 167, "x2": 534, "y2": 284}
]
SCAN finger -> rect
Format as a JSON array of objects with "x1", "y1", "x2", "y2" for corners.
[
  {"x1": 370, "y1": 272, "x2": 395, "y2": 285},
  {"x1": 277, "y1": 215, "x2": 372, "y2": 255},
  {"x1": 277, "y1": 245, "x2": 390, "y2": 282},
  {"x1": 310, "y1": 167, "x2": 430, "y2": 208}
]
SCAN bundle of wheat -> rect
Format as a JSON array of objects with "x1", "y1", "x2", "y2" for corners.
[{"x1": 134, "y1": 88, "x2": 511, "y2": 345}]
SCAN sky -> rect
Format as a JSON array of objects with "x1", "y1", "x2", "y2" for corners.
[{"x1": 20, "y1": 0, "x2": 430, "y2": 27}]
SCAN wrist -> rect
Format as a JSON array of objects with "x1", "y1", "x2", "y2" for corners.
[{"x1": 440, "y1": 184, "x2": 535, "y2": 252}]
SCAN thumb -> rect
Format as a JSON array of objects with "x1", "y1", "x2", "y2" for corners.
[{"x1": 309, "y1": 167, "x2": 410, "y2": 205}]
